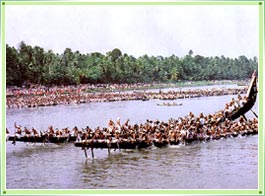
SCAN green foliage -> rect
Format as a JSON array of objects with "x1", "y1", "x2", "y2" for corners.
[
  {"x1": 109, "y1": 48, "x2": 122, "y2": 62},
  {"x1": 6, "y1": 44, "x2": 20, "y2": 85},
  {"x1": 6, "y1": 42, "x2": 258, "y2": 86}
]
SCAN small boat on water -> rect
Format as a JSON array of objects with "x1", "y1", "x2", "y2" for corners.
[
  {"x1": 157, "y1": 102, "x2": 182, "y2": 106},
  {"x1": 236, "y1": 81, "x2": 247, "y2": 86}
]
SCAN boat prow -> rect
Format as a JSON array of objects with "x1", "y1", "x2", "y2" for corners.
[{"x1": 219, "y1": 71, "x2": 258, "y2": 123}]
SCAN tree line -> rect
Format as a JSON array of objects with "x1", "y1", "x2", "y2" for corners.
[{"x1": 6, "y1": 41, "x2": 258, "y2": 86}]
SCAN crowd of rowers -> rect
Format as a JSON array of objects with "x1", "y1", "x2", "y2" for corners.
[
  {"x1": 7, "y1": 96, "x2": 258, "y2": 146},
  {"x1": 6, "y1": 85, "x2": 247, "y2": 109}
]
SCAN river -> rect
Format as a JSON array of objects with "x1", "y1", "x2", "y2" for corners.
[{"x1": 5, "y1": 90, "x2": 258, "y2": 189}]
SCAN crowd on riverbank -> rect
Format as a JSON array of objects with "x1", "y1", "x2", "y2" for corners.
[
  {"x1": 6, "y1": 85, "x2": 247, "y2": 109},
  {"x1": 7, "y1": 83, "x2": 166, "y2": 97},
  {"x1": 7, "y1": 80, "x2": 244, "y2": 97}
]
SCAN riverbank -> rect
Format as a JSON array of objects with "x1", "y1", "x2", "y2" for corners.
[
  {"x1": 7, "y1": 80, "x2": 248, "y2": 95},
  {"x1": 175, "y1": 79, "x2": 248, "y2": 87},
  {"x1": 73, "y1": 80, "x2": 249, "y2": 93}
]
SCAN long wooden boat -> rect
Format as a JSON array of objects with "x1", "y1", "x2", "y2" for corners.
[
  {"x1": 74, "y1": 128, "x2": 258, "y2": 151},
  {"x1": 7, "y1": 135, "x2": 77, "y2": 144},
  {"x1": 153, "y1": 139, "x2": 169, "y2": 147},
  {"x1": 219, "y1": 72, "x2": 257, "y2": 123},
  {"x1": 74, "y1": 139, "x2": 152, "y2": 149}
]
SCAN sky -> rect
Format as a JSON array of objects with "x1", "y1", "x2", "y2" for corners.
[{"x1": 5, "y1": 4, "x2": 259, "y2": 58}]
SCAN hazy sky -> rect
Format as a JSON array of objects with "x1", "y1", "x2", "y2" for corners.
[{"x1": 6, "y1": 4, "x2": 259, "y2": 58}]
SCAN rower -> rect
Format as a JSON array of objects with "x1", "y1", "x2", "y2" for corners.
[
  {"x1": 31, "y1": 127, "x2": 39, "y2": 143},
  {"x1": 199, "y1": 113, "x2": 205, "y2": 126},
  {"x1": 237, "y1": 94, "x2": 243, "y2": 107},
  {"x1": 47, "y1": 125, "x2": 55, "y2": 135},
  {"x1": 72, "y1": 126, "x2": 81, "y2": 141},
  {"x1": 108, "y1": 119, "x2": 115, "y2": 134},
  {"x1": 6, "y1": 128, "x2": 10, "y2": 142},
  {"x1": 122, "y1": 119, "x2": 130, "y2": 134},
  {"x1": 55, "y1": 128, "x2": 63, "y2": 138},
  {"x1": 224, "y1": 104, "x2": 230, "y2": 117},
  {"x1": 155, "y1": 129, "x2": 162, "y2": 141},
  {"x1": 242, "y1": 96, "x2": 248, "y2": 105},
  {"x1": 116, "y1": 117, "x2": 122, "y2": 134},
  {"x1": 24, "y1": 127, "x2": 31, "y2": 138},
  {"x1": 228, "y1": 101, "x2": 235, "y2": 113},
  {"x1": 169, "y1": 130, "x2": 176, "y2": 143},
  {"x1": 32, "y1": 127, "x2": 39, "y2": 136},
  {"x1": 13, "y1": 122, "x2": 23, "y2": 145}
]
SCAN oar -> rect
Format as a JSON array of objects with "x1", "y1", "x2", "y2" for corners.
[
  {"x1": 117, "y1": 140, "x2": 121, "y2": 152},
  {"x1": 83, "y1": 147, "x2": 88, "y2": 158},
  {"x1": 251, "y1": 109, "x2": 258, "y2": 118},
  {"x1": 91, "y1": 148, "x2": 94, "y2": 158}
]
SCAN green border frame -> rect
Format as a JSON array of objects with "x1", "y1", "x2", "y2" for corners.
[{"x1": 0, "y1": 1, "x2": 264, "y2": 195}]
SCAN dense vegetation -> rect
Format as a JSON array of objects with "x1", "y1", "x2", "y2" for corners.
[{"x1": 6, "y1": 41, "x2": 258, "y2": 86}]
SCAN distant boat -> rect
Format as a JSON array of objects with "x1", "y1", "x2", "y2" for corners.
[
  {"x1": 157, "y1": 102, "x2": 182, "y2": 106},
  {"x1": 236, "y1": 82, "x2": 247, "y2": 86}
]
